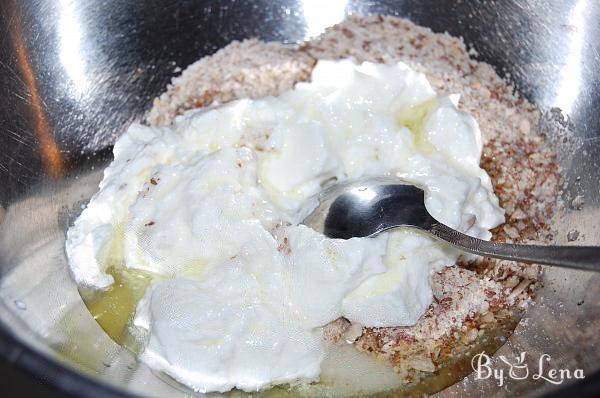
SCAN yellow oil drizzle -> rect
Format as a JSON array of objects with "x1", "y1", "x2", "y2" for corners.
[
  {"x1": 396, "y1": 98, "x2": 438, "y2": 154},
  {"x1": 81, "y1": 224, "x2": 152, "y2": 348},
  {"x1": 81, "y1": 224, "x2": 214, "y2": 348},
  {"x1": 86, "y1": 266, "x2": 151, "y2": 346}
]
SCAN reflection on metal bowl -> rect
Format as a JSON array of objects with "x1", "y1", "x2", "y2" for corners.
[{"x1": 0, "y1": 1, "x2": 599, "y2": 397}]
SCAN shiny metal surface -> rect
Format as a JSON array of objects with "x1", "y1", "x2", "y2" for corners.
[
  {"x1": 304, "y1": 177, "x2": 600, "y2": 271},
  {"x1": 303, "y1": 177, "x2": 437, "y2": 238},
  {"x1": 0, "y1": 0, "x2": 599, "y2": 397}
]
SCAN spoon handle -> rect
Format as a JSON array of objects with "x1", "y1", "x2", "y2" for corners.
[{"x1": 429, "y1": 223, "x2": 600, "y2": 271}]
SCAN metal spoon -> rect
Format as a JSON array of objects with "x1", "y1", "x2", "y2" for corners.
[{"x1": 302, "y1": 177, "x2": 600, "y2": 271}]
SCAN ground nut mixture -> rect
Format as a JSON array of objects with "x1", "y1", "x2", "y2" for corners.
[{"x1": 147, "y1": 15, "x2": 560, "y2": 383}]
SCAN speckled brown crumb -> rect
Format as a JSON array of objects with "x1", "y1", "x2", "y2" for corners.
[{"x1": 147, "y1": 39, "x2": 315, "y2": 125}]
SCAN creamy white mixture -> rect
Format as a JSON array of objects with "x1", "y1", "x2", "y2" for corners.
[{"x1": 66, "y1": 60, "x2": 504, "y2": 393}]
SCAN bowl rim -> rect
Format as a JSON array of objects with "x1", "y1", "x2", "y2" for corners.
[
  {"x1": 0, "y1": 319, "x2": 136, "y2": 398},
  {"x1": 1, "y1": 314, "x2": 599, "y2": 397}
]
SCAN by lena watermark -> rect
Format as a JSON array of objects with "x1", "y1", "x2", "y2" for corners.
[{"x1": 471, "y1": 351, "x2": 585, "y2": 387}]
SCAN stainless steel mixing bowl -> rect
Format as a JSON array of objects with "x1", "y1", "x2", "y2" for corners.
[{"x1": 0, "y1": 1, "x2": 599, "y2": 397}]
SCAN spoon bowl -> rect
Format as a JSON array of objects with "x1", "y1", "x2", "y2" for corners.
[{"x1": 304, "y1": 177, "x2": 435, "y2": 239}]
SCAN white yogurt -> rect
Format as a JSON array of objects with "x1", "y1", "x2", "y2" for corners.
[{"x1": 66, "y1": 59, "x2": 504, "y2": 392}]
